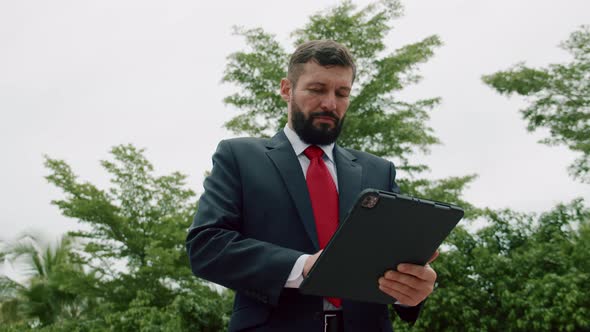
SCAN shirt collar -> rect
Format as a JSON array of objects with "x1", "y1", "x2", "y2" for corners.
[{"x1": 283, "y1": 124, "x2": 335, "y2": 163}]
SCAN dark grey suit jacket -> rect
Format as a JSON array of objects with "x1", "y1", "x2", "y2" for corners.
[{"x1": 186, "y1": 131, "x2": 422, "y2": 332}]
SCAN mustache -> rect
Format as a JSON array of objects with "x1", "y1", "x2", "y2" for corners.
[{"x1": 309, "y1": 111, "x2": 340, "y2": 121}]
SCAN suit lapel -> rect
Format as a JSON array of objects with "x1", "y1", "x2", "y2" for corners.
[
  {"x1": 334, "y1": 145, "x2": 362, "y2": 221},
  {"x1": 266, "y1": 131, "x2": 319, "y2": 250}
]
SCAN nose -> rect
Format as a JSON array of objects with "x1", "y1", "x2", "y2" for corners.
[{"x1": 320, "y1": 93, "x2": 337, "y2": 112}]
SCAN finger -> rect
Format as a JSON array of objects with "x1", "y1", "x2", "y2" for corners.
[
  {"x1": 379, "y1": 273, "x2": 434, "y2": 306},
  {"x1": 383, "y1": 271, "x2": 425, "y2": 290},
  {"x1": 396, "y1": 264, "x2": 437, "y2": 282},
  {"x1": 378, "y1": 283, "x2": 420, "y2": 307},
  {"x1": 378, "y1": 278, "x2": 413, "y2": 299},
  {"x1": 379, "y1": 277, "x2": 417, "y2": 296},
  {"x1": 427, "y1": 250, "x2": 439, "y2": 264},
  {"x1": 390, "y1": 291, "x2": 421, "y2": 307},
  {"x1": 382, "y1": 273, "x2": 434, "y2": 298}
]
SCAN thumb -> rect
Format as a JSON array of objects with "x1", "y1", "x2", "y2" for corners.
[{"x1": 427, "y1": 250, "x2": 440, "y2": 264}]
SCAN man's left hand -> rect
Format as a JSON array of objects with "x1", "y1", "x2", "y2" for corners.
[{"x1": 378, "y1": 250, "x2": 439, "y2": 307}]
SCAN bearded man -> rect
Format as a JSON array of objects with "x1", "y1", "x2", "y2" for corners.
[{"x1": 186, "y1": 40, "x2": 437, "y2": 332}]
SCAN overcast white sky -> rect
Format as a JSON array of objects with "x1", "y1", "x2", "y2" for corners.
[{"x1": 1, "y1": 0, "x2": 589, "y2": 245}]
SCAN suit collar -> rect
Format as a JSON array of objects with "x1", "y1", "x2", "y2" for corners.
[{"x1": 266, "y1": 130, "x2": 290, "y2": 149}]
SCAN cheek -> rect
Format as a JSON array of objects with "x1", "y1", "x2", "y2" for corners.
[
  {"x1": 298, "y1": 94, "x2": 321, "y2": 109},
  {"x1": 337, "y1": 100, "x2": 349, "y2": 115}
]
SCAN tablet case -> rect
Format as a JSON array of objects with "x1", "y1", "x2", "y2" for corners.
[{"x1": 299, "y1": 189, "x2": 464, "y2": 304}]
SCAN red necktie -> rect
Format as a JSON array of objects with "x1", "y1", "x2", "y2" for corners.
[{"x1": 304, "y1": 145, "x2": 341, "y2": 308}]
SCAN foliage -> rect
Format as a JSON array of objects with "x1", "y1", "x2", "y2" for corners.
[
  {"x1": 43, "y1": 144, "x2": 201, "y2": 312},
  {"x1": 1, "y1": 145, "x2": 233, "y2": 330},
  {"x1": 394, "y1": 199, "x2": 590, "y2": 331},
  {"x1": 0, "y1": 234, "x2": 86, "y2": 327},
  {"x1": 483, "y1": 26, "x2": 590, "y2": 182},
  {"x1": 397, "y1": 174, "x2": 483, "y2": 220}
]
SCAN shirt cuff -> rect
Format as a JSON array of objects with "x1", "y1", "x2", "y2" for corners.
[{"x1": 284, "y1": 254, "x2": 311, "y2": 288}]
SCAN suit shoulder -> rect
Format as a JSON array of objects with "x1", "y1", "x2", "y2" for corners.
[
  {"x1": 343, "y1": 147, "x2": 393, "y2": 166},
  {"x1": 221, "y1": 136, "x2": 270, "y2": 146},
  {"x1": 215, "y1": 137, "x2": 271, "y2": 157}
]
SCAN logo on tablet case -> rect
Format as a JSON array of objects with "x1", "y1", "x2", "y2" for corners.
[{"x1": 361, "y1": 194, "x2": 379, "y2": 209}]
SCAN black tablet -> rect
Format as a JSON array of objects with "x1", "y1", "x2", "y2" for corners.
[{"x1": 299, "y1": 189, "x2": 464, "y2": 304}]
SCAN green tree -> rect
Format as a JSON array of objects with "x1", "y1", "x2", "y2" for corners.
[
  {"x1": 1, "y1": 276, "x2": 20, "y2": 324},
  {"x1": 483, "y1": 26, "x2": 590, "y2": 183},
  {"x1": 43, "y1": 144, "x2": 197, "y2": 315},
  {"x1": 0, "y1": 145, "x2": 233, "y2": 331},
  {"x1": 396, "y1": 200, "x2": 590, "y2": 332},
  {"x1": 0, "y1": 234, "x2": 86, "y2": 327}
]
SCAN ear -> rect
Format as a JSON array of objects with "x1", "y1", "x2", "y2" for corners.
[{"x1": 280, "y1": 78, "x2": 292, "y2": 102}]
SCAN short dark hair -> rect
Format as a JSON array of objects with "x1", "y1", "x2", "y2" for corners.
[{"x1": 287, "y1": 40, "x2": 356, "y2": 86}]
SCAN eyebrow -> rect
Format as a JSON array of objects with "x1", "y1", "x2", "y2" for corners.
[{"x1": 306, "y1": 82, "x2": 351, "y2": 91}]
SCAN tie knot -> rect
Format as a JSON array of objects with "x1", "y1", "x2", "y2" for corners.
[{"x1": 304, "y1": 145, "x2": 324, "y2": 160}]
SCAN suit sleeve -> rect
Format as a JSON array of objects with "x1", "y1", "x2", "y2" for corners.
[
  {"x1": 393, "y1": 301, "x2": 425, "y2": 323},
  {"x1": 186, "y1": 140, "x2": 304, "y2": 306}
]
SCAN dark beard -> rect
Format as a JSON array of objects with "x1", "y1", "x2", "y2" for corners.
[{"x1": 291, "y1": 103, "x2": 344, "y2": 145}]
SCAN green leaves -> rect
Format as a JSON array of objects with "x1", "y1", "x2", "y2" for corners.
[
  {"x1": 223, "y1": 27, "x2": 288, "y2": 137},
  {"x1": 482, "y1": 64, "x2": 551, "y2": 96},
  {"x1": 33, "y1": 144, "x2": 229, "y2": 330},
  {"x1": 0, "y1": 234, "x2": 87, "y2": 327},
  {"x1": 395, "y1": 200, "x2": 590, "y2": 331},
  {"x1": 293, "y1": 0, "x2": 402, "y2": 62},
  {"x1": 397, "y1": 174, "x2": 482, "y2": 219},
  {"x1": 483, "y1": 26, "x2": 590, "y2": 183},
  {"x1": 45, "y1": 144, "x2": 196, "y2": 275}
]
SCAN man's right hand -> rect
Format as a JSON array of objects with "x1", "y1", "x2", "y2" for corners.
[{"x1": 302, "y1": 250, "x2": 323, "y2": 278}]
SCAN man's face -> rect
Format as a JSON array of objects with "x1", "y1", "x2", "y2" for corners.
[{"x1": 281, "y1": 61, "x2": 353, "y2": 145}]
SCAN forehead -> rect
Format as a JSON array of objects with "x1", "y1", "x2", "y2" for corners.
[{"x1": 297, "y1": 61, "x2": 353, "y2": 87}]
